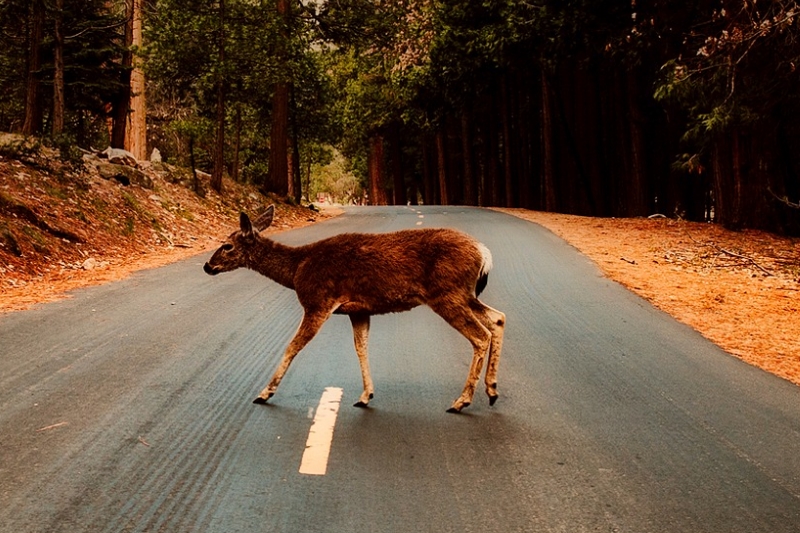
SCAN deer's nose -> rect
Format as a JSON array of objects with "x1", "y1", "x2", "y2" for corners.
[{"x1": 203, "y1": 263, "x2": 218, "y2": 275}]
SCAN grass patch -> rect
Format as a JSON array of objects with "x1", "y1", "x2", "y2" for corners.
[
  {"x1": 122, "y1": 216, "x2": 135, "y2": 236},
  {"x1": 21, "y1": 225, "x2": 48, "y2": 253}
]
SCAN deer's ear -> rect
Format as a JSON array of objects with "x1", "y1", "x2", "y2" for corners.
[
  {"x1": 253, "y1": 205, "x2": 275, "y2": 232},
  {"x1": 240, "y1": 212, "x2": 253, "y2": 235}
]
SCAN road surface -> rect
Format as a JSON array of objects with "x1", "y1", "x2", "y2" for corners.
[{"x1": 2, "y1": 206, "x2": 800, "y2": 532}]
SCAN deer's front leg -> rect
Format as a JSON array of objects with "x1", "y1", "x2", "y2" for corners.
[
  {"x1": 350, "y1": 313, "x2": 374, "y2": 407},
  {"x1": 254, "y1": 309, "x2": 330, "y2": 404}
]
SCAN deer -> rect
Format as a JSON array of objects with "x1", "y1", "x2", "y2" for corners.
[{"x1": 203, "y1": 206, "x2": 505, "y2": 413}]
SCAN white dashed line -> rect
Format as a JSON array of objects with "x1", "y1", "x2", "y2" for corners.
[{"x1": 299, "y1": 387, "x2": 343, "y2": 476}]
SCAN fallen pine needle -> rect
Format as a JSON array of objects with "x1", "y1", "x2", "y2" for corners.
[
  {"x1": 36, "y1": 421, "x2": 68, "y2": 432},
  {"x1": 138, "y1": 436, "x2": 150, "y2": 447}
]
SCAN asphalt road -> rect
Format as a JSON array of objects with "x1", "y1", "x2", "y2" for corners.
[{"x1": 2, "y1": 205, "x2": 800, "y2": 533}]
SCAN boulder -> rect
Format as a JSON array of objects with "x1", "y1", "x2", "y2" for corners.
[
  {"x1": 96, "y1": 161, "x2": 153, "y2": 189},
  {"x1": 100, "y1": 147, "x2": 139, "y2": 168}
]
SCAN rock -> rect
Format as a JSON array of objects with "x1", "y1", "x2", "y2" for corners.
[
  {"x1": 81, "y1": 258, "x2": 98, "y2": 271},
  {"x1": 96, "y1": 162, "x2": 153, "y2": 189},
  {"x1": 100, "y1": 147, "x2": 138, "y2": 168},
  {"x1": 150, "y1": 148, "x2": 162, "y2": 162}
]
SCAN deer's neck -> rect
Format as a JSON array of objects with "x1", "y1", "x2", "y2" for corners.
[{"x1": 247, "y1": 237, "x2": 300, "y2": 290}]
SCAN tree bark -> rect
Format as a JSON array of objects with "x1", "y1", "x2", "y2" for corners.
[
  {"x1": 125, "y1": 0, "x2": 147, "y2": 160},
  {"x1": 421, "y1": 138, "x2": 434, "y2": 205},
  {"x1": 268, "y1": 81, "x2": 289, "y2": 195},
  {"x1": 436, "y1": 127, "x2": 449, "y2": 205},
  {"x1": 540, "y1": 74, "x2": 557, "y2": 212},
  {"x1": 289, "y1": 84, "x2": 302, "y2": 203},
  {"x1": 211, "y1": 0, "x2": 225, "y2": 194},
  {"x1": 22, "y1": 0, "x2": 45, "y2": 135},
  {"x1": 266, "y1": 0, "x2": 290, "y2": 196},
  {"x1": 625, "y1": 70, "x2": 648, "y2": 217},
  {"x1": 51, "y1": 0, "x2": 65, "y2": 136},
  {"x1": 232, "y1": 102, "x2": 242, "y2": 181},
  {"x1": 461, "y1": 112, "x2": 476, "y2": 205},
  {"x1": 500, "y1": 75, "x2": 514, "y2": 208},
  {"x1": 368, "y1": 134, "x2": 387, "y2": 205},
  {"x1": 390, "y1": 124, "x2": 407, "y2": 205},
  {"x1": 111, "y1": 0, "x2": 134, "y2": 149}
]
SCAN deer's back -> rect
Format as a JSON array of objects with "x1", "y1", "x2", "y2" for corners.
[{"x1": 292, "y1": 228, "x2": 484, "y2": 315}]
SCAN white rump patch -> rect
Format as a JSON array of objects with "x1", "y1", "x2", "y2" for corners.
[{"x1": 477, "y1": 242, "x2": 493, "y2": 276}]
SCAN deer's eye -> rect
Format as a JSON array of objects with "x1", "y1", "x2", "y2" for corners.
[{"x1": 221, "y1": 244, "x2": 234, "y2": 252}]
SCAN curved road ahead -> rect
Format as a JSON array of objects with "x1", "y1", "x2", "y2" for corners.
[{"x1": 2, "y1": 206, "x2": 800, "y2": 532}]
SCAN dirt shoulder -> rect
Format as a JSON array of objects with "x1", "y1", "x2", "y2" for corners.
[{"x1": 496, "y1": 208, "x2": 800, "y2": 387}]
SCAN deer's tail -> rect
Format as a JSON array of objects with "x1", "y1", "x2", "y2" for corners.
[{"x1": 475, "y1": 242, "x2": 493, "y2": 297}]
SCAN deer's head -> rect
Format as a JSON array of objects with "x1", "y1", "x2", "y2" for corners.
[{"x1": 203, "y1": 206, "x2": 274, "y2": 276}]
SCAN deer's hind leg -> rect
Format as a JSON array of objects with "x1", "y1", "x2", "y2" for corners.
[
  {"x1": 469, "y1": 299, "x2": 505, "y2": 406},
  {"x1": 254, "y1": 308, "x2": 331, "y2": 404},
  {"x1": 429, "y1": 298, "x2": 492, "y2": 413},
  {"x1": 349, "y1": 313, "x2": 375, "y2": 408}
]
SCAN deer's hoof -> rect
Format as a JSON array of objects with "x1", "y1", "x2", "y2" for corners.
[
  {"x1": 253, "y1": 393, "x2": 273, "y2": 405},
  {"x1": 446, "y1": 401, "x2": 470, "y2": 414},
  {"x1": 488, "y1": 394, "x2": 499, "y2": 406}
]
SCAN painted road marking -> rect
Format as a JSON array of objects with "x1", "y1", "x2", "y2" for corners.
[{"x1": 299, "y1": 387, "x2": 343, "y2": 476}]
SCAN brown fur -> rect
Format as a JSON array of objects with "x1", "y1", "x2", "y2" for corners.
[{"x1": 204, "y1": 206, "x2": 505, "y2": 412}]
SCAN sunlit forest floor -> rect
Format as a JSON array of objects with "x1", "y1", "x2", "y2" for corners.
[
  {"x1": 0, "y1": 151, "x2": 334, "y2": 312},
  {"x1": 498, "y1": 208, "x2": 800, "y2": 387}
]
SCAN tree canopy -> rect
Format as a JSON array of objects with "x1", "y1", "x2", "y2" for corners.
[{"x1": 1, "y1": 0, "x2": 799, "y2": 233}]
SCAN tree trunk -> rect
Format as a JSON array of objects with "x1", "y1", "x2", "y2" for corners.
[
  {"x1": 111, "y1": 0, "x2": 134, "y2": 149},
  {"x1": 625, "y1": 70, "x2": 648, "y2": 216},
  {"x1": 421, "y1": 138, "x2": 434, "y2": 205},
  {"x1": 436, "y1": 127, "x2": 449, "y2": 205},
  {"x1": 390, "y1": 124, "x2": 407, "y2": 205},
  {"x1": 368, "y1": 134, "x2": 387, "y2": 205},
  {"x1": 268, "y1": 81, "x2": 289, "y2": 195},
  {"x1": 210, "y1": 0, "x2": 225, "y2": 194},
  {"x1": 500, "y1": 75, "x2": 514, "y2": 208},
  {"x1": 232, "y1": 102, "x2": 242, "y2": 181},
  {"x1": 125, "y1": 0, "x2": 147, "y2": 160},
  {"x1": 289, "y1": 84, "x2": 302, "y2": 203},
  {"x1": 266, "y1": 0, "x2": 290, "y2": 196},
  {"x1": 461, "y1": 112, "x2": 476, "y2": 205},
  {"x1": 51, "y1": 0, "x2": 65, "y2": 136},
  {"x1": 22, "y1": 0, "x2": 45, "y2": 135},
  {"x1": 540, "y1": 74, "x2": 557, "y2": 212}
]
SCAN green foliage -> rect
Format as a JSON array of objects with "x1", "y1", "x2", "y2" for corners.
[
  {"x1": 0, "y1": 0, "x2": 127, "y2": 145},
  {"x1": 309, "y1": 147, "x2": 362, "y2": 204},
  {"x1": 0, "y1": 136, "x2": 44, "y2": 162}
]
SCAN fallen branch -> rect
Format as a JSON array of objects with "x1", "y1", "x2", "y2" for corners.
[
  {"x1": 767, "y1": 187, "x2": 800, "y2": 209},
  {"x1": 683, "y1": 229, "x2": 772, "y2": 276}
]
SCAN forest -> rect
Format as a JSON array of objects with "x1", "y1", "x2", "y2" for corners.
[{"x1": 2, "y1": 0, "x2": 800, "y2": 235}]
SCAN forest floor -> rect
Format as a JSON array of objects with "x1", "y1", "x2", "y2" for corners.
[
  {"x1": 496, "y1": 208, "x2": 800, "y2": 387},
  {"x1": 1, "y1": 140, "x2": 798, "y2": 388},
  {"x1": 0, "y1": 136, "x2": 335, "y2": 313}
]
